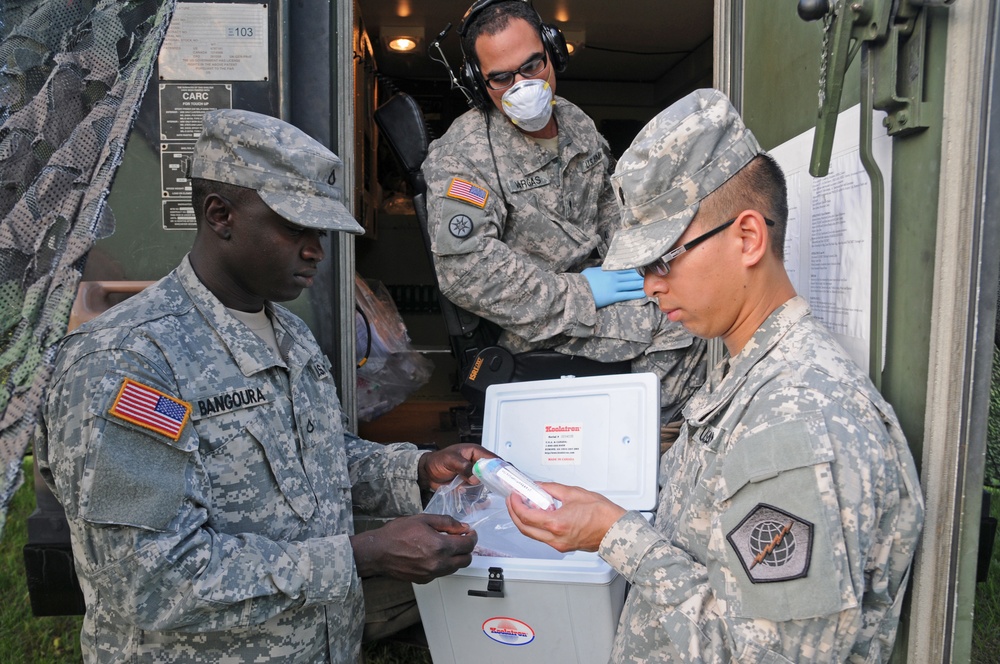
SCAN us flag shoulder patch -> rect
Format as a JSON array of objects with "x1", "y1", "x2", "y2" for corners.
[
  {"x1": 109, "y1": 378, "x2": 191, "y2": 441},
  {"x1": 446, "y1": 177, "x2": 489, "y2": 208}
]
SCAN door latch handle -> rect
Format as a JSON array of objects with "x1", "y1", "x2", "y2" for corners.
[{"x1": 468, "y1": 566, "x2": 504, "y2": 598}]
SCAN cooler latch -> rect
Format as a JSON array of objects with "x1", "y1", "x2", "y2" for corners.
[{"x1": 468, "y1": 566, "x2": 504, "y2": 598}]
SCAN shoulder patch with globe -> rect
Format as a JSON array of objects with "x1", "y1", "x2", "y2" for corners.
[{"x1": 726, "y1": 503, "x2": 813, "y2": 583}]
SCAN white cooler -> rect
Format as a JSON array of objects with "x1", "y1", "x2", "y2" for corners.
[{"x1": 413, "y1": 372, "x2": 660, "y2": 664}]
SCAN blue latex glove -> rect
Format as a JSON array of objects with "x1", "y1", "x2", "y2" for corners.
[{"x1": 581, "y1": 266, "x2": 647, "y2": 308}]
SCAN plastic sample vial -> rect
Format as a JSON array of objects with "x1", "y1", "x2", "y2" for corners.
[{"x1": 473, "y1": 458, "x2": 558, "y2": 510}]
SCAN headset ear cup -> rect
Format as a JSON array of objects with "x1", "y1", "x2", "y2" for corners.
[
  {"x1": 461, "y1": 59, "x2": 489, "y2": 110},
  {"x1": 542, "y1": 24, "x2": 569, "y2": 72}
]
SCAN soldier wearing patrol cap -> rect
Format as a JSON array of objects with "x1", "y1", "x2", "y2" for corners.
[
  {"x1": 421, "y1": 0, "x2": 706, "y2": 426},
  {"x1": 508, "y1": 89, "x2": 924, "y2": 662},
  {"x1": 36, "y1": 109, "x2": 495, "y2": 663}
]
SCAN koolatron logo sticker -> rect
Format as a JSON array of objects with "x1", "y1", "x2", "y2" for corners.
[{"x1": 482, "y1": 617, "x2": 535, "y2": 646}]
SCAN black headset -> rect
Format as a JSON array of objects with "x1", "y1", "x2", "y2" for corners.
[{"x1": 458, "y1": 0, "x2": 569, "y2": 110}]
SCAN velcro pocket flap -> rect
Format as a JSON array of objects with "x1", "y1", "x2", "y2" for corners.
[
  {"x1": 714, "y1": 414, "x2": 857, "y2": 621},
  {"x1": 246, "y1": 413, "x2": 316, "y2": 522},
  {"x1": 718, "y1": 415, "x2": 834, "y2": 502},
  {"x1": 82, "y1": 372, "x2": 197, "y2": 531}
]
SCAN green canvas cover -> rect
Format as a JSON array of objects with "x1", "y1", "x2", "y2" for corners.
[{"x1": 0, "y1": 0, "x2": 176, "y2": 535}]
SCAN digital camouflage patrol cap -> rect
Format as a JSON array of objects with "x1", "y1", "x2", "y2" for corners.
[
  {"x1": 603, "y1": 89, "x2": 761, "y2": 270},
  {"x1": 189, "y1": 109, "x2": 364, "y2": 234}
]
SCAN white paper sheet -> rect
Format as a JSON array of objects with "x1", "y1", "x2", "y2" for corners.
[{"x1": 769, "y1": 105, "x2": 892, "y2": 372}]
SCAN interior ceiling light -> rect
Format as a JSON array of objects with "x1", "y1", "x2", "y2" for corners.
[
  {"x1": 554, "y1": 2, "x2": 570, "y2": 22},
  {"x1": 389, "y1": 37, "x2": 417, "y2": 52},
  {"x1": 562, "y1": 29, "x2": 585, "y2": 55},
  {"x1": 382, "y1": 26, "x2": 424, "y2": 54}
]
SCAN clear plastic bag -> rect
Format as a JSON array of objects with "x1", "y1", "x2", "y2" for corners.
[
  {"x1": 423, "y1": 477, "x2": 567, "y2": 560},
  {"x1": 355, "y1": 276, "x2": 434, "y2": 421}
]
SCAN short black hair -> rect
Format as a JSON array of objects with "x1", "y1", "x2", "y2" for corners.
[
  {"x1": 461, "y1": 0, "x2": 543, "y2": 66},
  {"x1": 190, "y1": 178, "x2": 256, "y2": 225},
  {"x1": 699, "y1": 153, "x2": 789, "y2": 260}
]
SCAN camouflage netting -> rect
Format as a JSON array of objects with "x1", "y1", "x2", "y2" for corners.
[{"x1": 0, "y1": 0, "x2": 175, "y2": 536}]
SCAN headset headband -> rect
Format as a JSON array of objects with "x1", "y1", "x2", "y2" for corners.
[{"x1": 459, "y1": 0, "x2": 523, "y2": 38}]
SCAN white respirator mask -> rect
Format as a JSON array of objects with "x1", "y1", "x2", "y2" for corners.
[{"x1": 500, "y1": 78, "x2": 555, "y2": 132}]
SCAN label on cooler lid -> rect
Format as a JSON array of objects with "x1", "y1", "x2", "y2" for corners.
[
  {"x1": 482, "y1": 616, "x2": 535, "y2": 646},
  {"x1": 542, "y1": 423, "x2": 583, "y2": 465}
]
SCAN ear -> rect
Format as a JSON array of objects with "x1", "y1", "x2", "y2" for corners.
[
  {"x1": 736, "y1": 210, "x2": 770, "y2": 267},
  {"x1": 203, "y1": 193, "x2": 234, "y2": 240}
]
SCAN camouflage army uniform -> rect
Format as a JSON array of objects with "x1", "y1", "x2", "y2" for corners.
[
  {"x1": 599, "y1": 297, "x2": 924, "y2": 662},
  {"x1": 37, "y1": 256, "x2": 426, "y2": 663},
  {"x1": 422, "y1": 100, "x2": 704, "y2": 406}
]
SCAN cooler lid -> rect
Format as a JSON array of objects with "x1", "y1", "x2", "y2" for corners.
[{"x1": 481, "y1": 372, "x2": 660, "y2": 512}]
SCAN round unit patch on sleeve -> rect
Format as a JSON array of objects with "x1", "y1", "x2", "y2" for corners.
[
  {"x1": 726, "y1": 503, "x2": 813, "y2": 583},
  {"x1": 448, "y1": 214, "x2": 473, "y2": 238}
]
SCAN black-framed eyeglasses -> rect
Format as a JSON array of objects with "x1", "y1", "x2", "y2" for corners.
[
  {"x1": 484, "y1": 52, "x2": 548, "y2": 90},
  {"x1": 636, "y1": 217, "x2": 776, "y2": 277}
]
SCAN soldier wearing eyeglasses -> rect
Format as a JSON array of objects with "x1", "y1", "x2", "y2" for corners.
[
  {"x1": 422, "y1": 0, "x2": 706, "y2": 426},
  {"x1": 508, "y1": 89, "x2": 924, "y2": 663}
]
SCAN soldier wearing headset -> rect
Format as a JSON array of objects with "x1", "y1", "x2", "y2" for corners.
[{"x1": 421, "y1": 0, "x2": 706, "y2": 427}]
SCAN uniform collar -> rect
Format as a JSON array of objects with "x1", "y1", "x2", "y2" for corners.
[
  {"x1": 488, "y1": 96, "x2": 594, "y2": 169},
  {"x1": 684, "y1": 296, "x2": 809, "y2": 426},
  {"x1": 726, "y1": 295, "x2": 808, "y2": 382},
  {"x1": 177, "y1": 254, "x2": 289, "y2": 376}
]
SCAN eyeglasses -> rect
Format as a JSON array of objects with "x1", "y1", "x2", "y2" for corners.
[
  {"x1": 636, "y1": 217, "x2": 776, "y2": 277},
  {"x1": 484, "y1": 53, "x2": 548, "y2": 90}
]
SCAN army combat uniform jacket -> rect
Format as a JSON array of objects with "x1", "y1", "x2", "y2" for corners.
[
  {"x1": 599, "y1": 297, "x2": 924, "y2": 662},
  {"x1": 422, "y1": 98, "x2": 695, "y2": 365},
  {"x1": 37, "y1": 257, "x2": 426, "y2": 663}
]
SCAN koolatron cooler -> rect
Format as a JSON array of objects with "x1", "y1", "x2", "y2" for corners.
[{"x1": 413, "y1": 372, "x2": 660, "y2": 664}]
